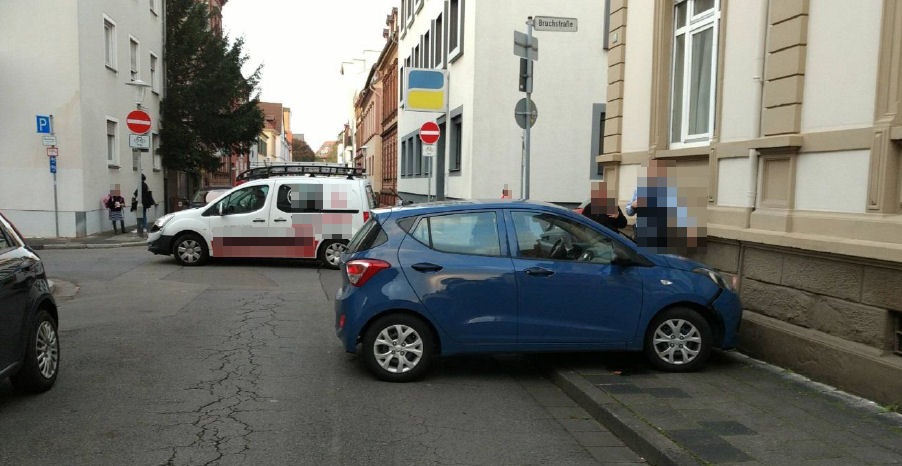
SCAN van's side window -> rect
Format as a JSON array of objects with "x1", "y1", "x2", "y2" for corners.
[
  {"x1": 220, "y1": 185, "x2": 269, "y2": 214},
  {"x1": 275, "y1": 183, "x2": 360, "y2": 214}
]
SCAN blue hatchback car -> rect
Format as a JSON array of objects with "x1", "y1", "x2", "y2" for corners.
[{"x1": 335, "y1": 200, "x2": 741, "y2": 382}]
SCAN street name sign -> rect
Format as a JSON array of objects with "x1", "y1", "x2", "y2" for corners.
[{"x1": 533, "y1": 16, "x2": 578, "y2": 32}]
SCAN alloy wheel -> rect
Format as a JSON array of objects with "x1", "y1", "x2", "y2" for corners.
[
  {"x1": 36, "y1": 320, "x2": 59, "y2": 379},
  {"x1": 372, "y1": 324, "x2": 424, "y2": 374},
  {"x1": 651, "y1": 318, "x2": 702, "y2": 365}
]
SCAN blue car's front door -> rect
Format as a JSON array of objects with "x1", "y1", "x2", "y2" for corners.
[
  {"x1": 397, "y1": 210, "x2": 518, "y2": 348},
  {"x1": 506, "y1": 210, "x2": 644, "y2": 346}
]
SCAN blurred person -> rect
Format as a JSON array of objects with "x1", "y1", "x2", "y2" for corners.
[
  {"x1": 625, "y1": 159, "x2": 698, "y2": 253},
  {"x1": 105, "y1": 186, "x2": 127, "y2": 234},
  {"x1": 581, "y1": 181, "x2": 626, "y2": 233}
]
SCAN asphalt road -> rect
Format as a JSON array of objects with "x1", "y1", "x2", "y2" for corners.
[{"x1": 0, "y1": 247, "x2": 634, "y2": 465}]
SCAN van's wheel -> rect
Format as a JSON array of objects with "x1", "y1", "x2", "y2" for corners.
[
  {"x1": 644, "y1": 307, "x2": 712, "y2": 372},
  {"x1": 173, "y1": 233, "x2": 208, "y2": 266},
  {"x1": 362, "y1": 314, "x2": 435, "y2": 382},
  {"x1": 319, "y1": 240, "x2": 348, "y2": 269},
  {"x1": 10, "y1": 309, "x2": 60, "y2": 394}
]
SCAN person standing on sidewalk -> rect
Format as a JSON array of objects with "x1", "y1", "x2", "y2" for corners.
[
  {"x1": 581, "y1": 180, "x2": 627, "y2": 234},
  {"x1": 105, "y1": 187, "x2": 127, "y2": 234},
  {"x1": 132, "y1": 174, "x2": 157, "y2": 233}
]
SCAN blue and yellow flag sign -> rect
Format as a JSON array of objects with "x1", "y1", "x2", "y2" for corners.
[{"x1": 404, "y1": 68, "x2": 447, "y2": 112}]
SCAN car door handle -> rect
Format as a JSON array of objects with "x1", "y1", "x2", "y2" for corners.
[
  {"x1": 252, "y1": 219, "x2": 266, "y2": 223},
  {"x1": 524, "y1": 267, "x2": 554, "y2": 277},
  {"x1": 273, "y1": 218, "x2": 288, "y2": 222},
  {"x1": 411, "y1": 263, "x2": 443, "y2": 273}
]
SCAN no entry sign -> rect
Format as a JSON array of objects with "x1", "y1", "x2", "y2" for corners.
[
  {"x1": 419, "y1": 121, "x2": 440, "y2": 145},
  {"x1": 126, "y1": 109, "x2": 152, "y2": 134}
]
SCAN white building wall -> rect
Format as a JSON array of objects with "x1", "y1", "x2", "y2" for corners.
[
  {"x1": 801, "y1": 0, "x2": 881, "y2": 132},
  {"x1": 398, "y1": 0, "x2": 606, "y2": 204},
  {"x1": 718, "y1": 0, "x2": 766, "y2": 143},
  {"x1": 0, "y1": 0, "x2": 164, "y2": 237},
  {"x1": 620, "y1": 4, "x2": 653, "y2": 154},
  {"x1": 794, "y1": 150, "x2": 869, "y2": 213}
]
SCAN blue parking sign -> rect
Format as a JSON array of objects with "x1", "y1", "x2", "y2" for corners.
[{"x1": 36, "y1": 115, "x2": 51, "y2": 134}]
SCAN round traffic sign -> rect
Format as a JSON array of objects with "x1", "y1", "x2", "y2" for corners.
[
  {"x1": 126, "y1": 109, "x2": 152, "y2": 134},
  {"x1": 514, "y1": 98, "x2": 538, "y2": 129},
  {"x1": 419, "y1": 121, "x2": 440, "y2": 145}
]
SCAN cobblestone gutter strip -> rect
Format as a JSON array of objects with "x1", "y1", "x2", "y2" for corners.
[{"x1": 549, "y1": 368, "x2": 700, "y2": 466}]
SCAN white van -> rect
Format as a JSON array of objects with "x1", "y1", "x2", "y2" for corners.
[{"x1": 147, "y1": 166, "x2": 378, "y2": 268}]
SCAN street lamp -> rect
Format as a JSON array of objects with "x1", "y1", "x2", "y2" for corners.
[{"x1": 125, "y1": 79, "x2": 152, "y2": 236}]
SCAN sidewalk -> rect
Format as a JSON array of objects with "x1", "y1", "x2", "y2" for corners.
[
  {"x1": 26, "y1": 230, "x2": 148, "y2": 250},
  {"x1": 544, "y1": 350, "x2": 902, "y2": 465}
]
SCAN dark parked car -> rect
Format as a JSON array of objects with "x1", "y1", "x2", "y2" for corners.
[
  {"x1": 0, "y1": 211, "x2": 59, "y2": 393},
  {"x1": 335, "y1": 200, "x2": 741, "y2": 382},
  {"x1": 189, "y1": 185, "x2": 232, "y2": 208}
]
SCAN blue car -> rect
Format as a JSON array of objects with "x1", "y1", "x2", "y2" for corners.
[{"x1": 335, "y1": 200, "x2": 741, "y2": 382}]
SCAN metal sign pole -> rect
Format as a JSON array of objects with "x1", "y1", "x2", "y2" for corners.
[
  {"x1": 524, "y1": 17, "x2": 534, "y2": 200},
  {"x1": 50, "y1": 115, "x2": 59, "y2": 237}
]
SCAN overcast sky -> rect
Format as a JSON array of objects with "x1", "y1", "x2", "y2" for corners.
[{"x1": 222, "y1": 0, "x2": 398, "y2": 151}]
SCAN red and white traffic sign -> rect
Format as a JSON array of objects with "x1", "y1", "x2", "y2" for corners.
[
  {"x1": 126, "y1": 109, "x2": 152, "y2": 134},
  {"x1": 419, "y1": 121, "x2": 440, "y2": 145}
]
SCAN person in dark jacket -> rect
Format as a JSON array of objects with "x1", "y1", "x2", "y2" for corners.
[
  {"x1": 132, "y1": 174, "x2": 157, "y2": 233},
  {"x1": 582, "y1": 181, "x2": 627, "y2": 232}
]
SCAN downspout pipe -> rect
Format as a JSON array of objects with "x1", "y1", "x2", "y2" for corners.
[{"x1": 749, "y1": 0, "x2": 769, "y2": 210}]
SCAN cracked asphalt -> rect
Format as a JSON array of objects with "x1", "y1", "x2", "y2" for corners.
[{"x1": 0, "y1": 247, "x2": 644, "y2": 466}]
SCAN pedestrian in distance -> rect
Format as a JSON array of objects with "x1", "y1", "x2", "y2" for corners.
[
  {"x1": 581, "y1": 180, "x2": 627, "y2": 233},
  {"x1": 105, "y1": 186, "x2": 127, "y2": 234},
  {"x1": 132, "y1": 174, "x2": 157, "y2": 233}
]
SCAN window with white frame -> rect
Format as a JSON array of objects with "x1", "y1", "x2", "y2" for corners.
[
  {"x1": 434, "y1": 14, "x2": 444, "y2": 67},
  {"x1": 424, "y1": 31, "x2": 431, "y2": 68},
  {"x1": 448, "y1": 0, "x2": 464, "y2": 61},
  {"x1": 152, "y1": 133, "x2": 161, "y2": 170},
  {"x1": 106, "y1": 119, "x2": 119, "y2": 165},
  {"x1": 129, "y1": 37, "x2": 139, "y2": 81},
  {"x1": 449, "y1": 114, "x2": 462, "y2": 172},
  {"x1": 150, "y1": 53, "x2": 159, "y2": 93},
  {"x1": 670, "y1": 0, "x2": 719, "y2": 145},
  {"x1": 104, "y1": 17, "x2": 116, "y2": 70},
  {"x1": 405, "y1": 0, "x2": 414, "y2": 28}
]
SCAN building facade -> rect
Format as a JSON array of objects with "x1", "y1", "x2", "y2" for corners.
[
  {"x1": 379, "y1": 9, "x2": 400, "y2": 206},
  {"x1": 0, "y1": 0, "x2": 166, "y2": 237},
  {"x1": 608, "y1": 0, "x2": 902, "y2": 405},
  {"x1": 253, "y1": 102, "x2": 291, "y2": 166},
  {"x1": 396, "y1": 0, "x2": 608, "y2": 204}
]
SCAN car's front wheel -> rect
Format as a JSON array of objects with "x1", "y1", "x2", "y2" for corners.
[
  {"x1": 173, "y1": 233, "x2": 208, "y2": 266},
  {"x1": 319, "y1": 240, "x2": 348, "y2": 270},
  {"x1": 362, "y1": 314, "x2": 435, "y2": 382},
  {"x1": 644, "y1": 307, "x2": 712, "y2": 372},
  {"x1": 10, "y1": 309, "x2": 60, "y2": 393}
]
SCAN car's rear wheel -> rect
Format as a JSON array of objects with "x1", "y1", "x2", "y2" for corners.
[
  {"x1": 173, "y1": 233, "x2": 208, "y2": 266},
  {"x1": 644, "y1": 307, "x2": 712, "y2": 372},
  {"x1": 319, "y1": 240, "x2": 348, "y2": 270},
  {"x1": 10, "y1": 309, "x2": 59, "y2": 393},
  {"x1": 362, "y1": 314, "x2": 435, "y2": 382}
]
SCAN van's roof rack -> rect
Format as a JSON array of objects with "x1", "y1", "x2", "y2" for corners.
[{"x1": 236, "y1": 163, "x2": 365, "y2": 182}]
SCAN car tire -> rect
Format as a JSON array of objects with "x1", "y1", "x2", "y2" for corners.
[
  {"x1": 173, "y1": 233, "x2": 208, "y2": 266},
  {"x1": 10, "y1": 309, "x2": 60, "y2": 394},
  {"x1": 644, "y1": 307, "x2": 712, "y2": 372},
  {"x1": 319, "y1": 240, "x2": 348, "y2": 270},
  {"x1": 362, "y1": 314, "x2": 435, "y2": 382}
]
